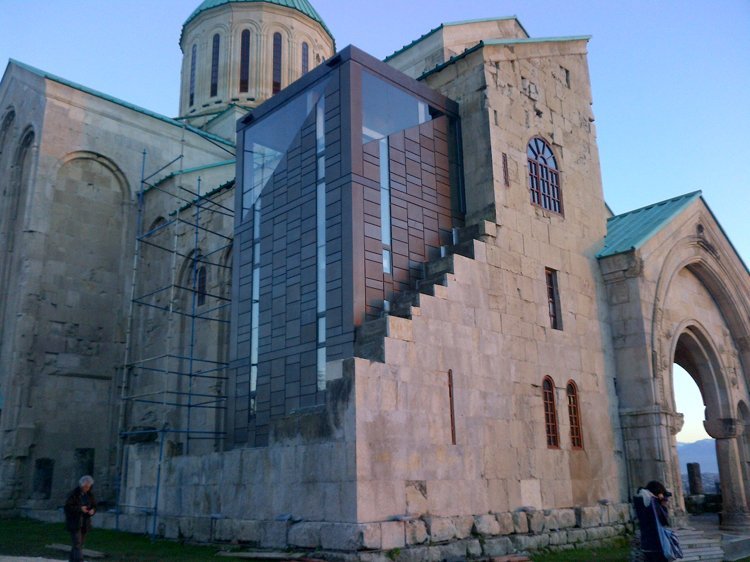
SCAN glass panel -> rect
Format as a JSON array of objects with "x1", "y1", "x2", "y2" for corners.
[{"x1": 361, "y1": 70, "x2": 432, "y2": 143}]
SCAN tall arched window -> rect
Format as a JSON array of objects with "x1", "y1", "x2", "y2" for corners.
[
  {"x1": 567, "y1": 381, "x2": 584, "y2": 449},
  {"x1": 527, "y1": 137, "x2": 562, "y2": 214},
  {"x1": 301, "y1": 42, "x2": 309, "y2": 74},
  {"x1": 542, "y1": 376, "x2": 559, "y2": 448},
  {"x1": 272, "y1": 32, "x2": 282, "y2": 94},
  {"x1": 210, "y1": 34, "x2": 221, "y2": 97},
  {"x1": 240, "y1": 30, "x2": 251, "y2": 93},
  {"x1": 0, "y1": 109, "x2": 15, "y2": 157},
  {"x1": 196, "y1": 263, "x2": 207, "y2": 306},
  {"x1": 189, "y1": 44, "x2": 197, "y2": 106}
]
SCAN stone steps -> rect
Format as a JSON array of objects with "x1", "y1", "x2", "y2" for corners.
[{"x1": 675, "y1": 528, "x2": 725, "y2": 561}]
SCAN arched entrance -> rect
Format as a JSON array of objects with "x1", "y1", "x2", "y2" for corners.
[{"x1": 669, "y1": 325, "x2": 748, "y2": 529}]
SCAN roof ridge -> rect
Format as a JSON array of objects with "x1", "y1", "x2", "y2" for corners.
[
  {"x1": 8, "y1": 59, "x2": 235, "y2": 149},
  {"x1": 608, "y1": 190, "x2": 702, "y2": 222}
]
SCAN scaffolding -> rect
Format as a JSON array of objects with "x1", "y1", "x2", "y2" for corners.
[{"x1": 114, "y1": 136, "x2": 235, "y2": 537}]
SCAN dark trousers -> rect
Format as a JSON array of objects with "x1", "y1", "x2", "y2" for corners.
[
  {"x1": 69, "y1": 528, "x2": 88, "y2": 562},
  {"x1": 644, "y1": 551, "x2": 667, "y2": 562}
]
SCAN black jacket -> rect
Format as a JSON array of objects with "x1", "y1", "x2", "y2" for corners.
[
  {"x1": 64, "y1": 486, "x2": 97, "y2": 532},
  {"x1": 633, "y1": 489, "x2": 670, "y2": 553}
]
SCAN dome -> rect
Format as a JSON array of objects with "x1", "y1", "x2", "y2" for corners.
[{"x1": 183, "y1": 0, "x2": 333, "y2": 40}]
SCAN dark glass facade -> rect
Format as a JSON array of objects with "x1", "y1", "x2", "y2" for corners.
[{"x1": 231, "y1": 47, "x2": 463, "y2": 446}]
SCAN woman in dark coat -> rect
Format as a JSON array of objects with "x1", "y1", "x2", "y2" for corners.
[
  {"x1": 64, "y1": 475, "x2": 97, "y2": 562},
  {"x1": 633, "y1": 480, "x2": 672, "y2": 562}
]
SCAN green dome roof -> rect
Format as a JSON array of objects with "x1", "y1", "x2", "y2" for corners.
[{"x1": 183, "y1": 0, "x2": 333, "y2": 40}]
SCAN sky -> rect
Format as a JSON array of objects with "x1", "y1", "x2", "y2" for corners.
[{"x1": 1, "y1": 1, "x2": 748, "y2": 442}]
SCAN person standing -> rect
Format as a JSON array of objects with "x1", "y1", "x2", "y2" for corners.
[
  {"x1": 633, "y1": 480, "x2": 674, "y2": 562},
  {"x1": 64, "y1": 475, "x2": 97, "y2": 562}
]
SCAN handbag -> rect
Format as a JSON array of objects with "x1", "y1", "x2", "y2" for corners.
[{"x1": 658, "y1": 524, "x2": 683, "y2": 560}]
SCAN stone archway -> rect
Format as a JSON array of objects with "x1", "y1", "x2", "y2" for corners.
[{"x1": 669, "y1": 324, "x2": 748, "y2": 529}]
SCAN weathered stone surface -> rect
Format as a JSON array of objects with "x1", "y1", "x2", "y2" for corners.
[
  {"x1": 405, "y1": 519, "x2": 429, "y2": 545},
  {"x1": 482, "y1": 536, "x2": 512, "y2": 556},
  {"x1": 527, "y1": 510, "x2": 545, "y2": 533},
  {"x1": 495, "y1": 512, "x2": 515, "y2": 535},
  {"x1": 288, "y1": 521, "x2": 321, "y2": 548},
  {"x1": 452, "y1": 515, "x2": 474, "y2": 539},
  {"x1": 567, "y1": 528, "x2": 588, "y2": 544},
  {"x1": 576, "y1": 506, "x2": 601, "y2": 528},
  {"x1": 424, "y1": 516, "x2": 456, "y2": 543},
  {"x1": 512, "y1": 511, "x2": 529, "y2": 535},
  {"x1": 381, "y1": 521, "x2": 406, "y2": 550},
  {"x1": 510, "y1": 533, "x2": 549, "y2": 550},
  {"x1": 466, "y1": 538, "x2": 482, "y2": 557},
  {"x1": 474, "y1": 513, "x2": 501, "y2": 536},
  {"x1": 260, "y1": 520, "x2": 289, "y2": 548}
]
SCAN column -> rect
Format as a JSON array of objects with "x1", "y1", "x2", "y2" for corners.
[{"x1": 705, "y1": 418, "x2": 750, "y2": 531}]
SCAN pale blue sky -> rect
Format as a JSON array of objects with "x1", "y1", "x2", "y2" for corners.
[{"x1": 1, "y1": 1, "x2": 748, "y2": 443}]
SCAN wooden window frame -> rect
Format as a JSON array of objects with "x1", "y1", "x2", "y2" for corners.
[
  {"x1": 545, "y1": 267, "x2": 562, "y2": 330},
  {"x1": 527, "y1": 136, "x2": 562, "y2": 214},
  {"x1": 542, "y1": 376, "x2": 560, "y2": 448},
  {"x1": 567, "y1": 380, "x2": 584, "y2": 449}
]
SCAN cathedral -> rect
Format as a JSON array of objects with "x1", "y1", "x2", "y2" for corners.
[{"x1": 1, "y1": 0, "x2": 749, "y2": 558}]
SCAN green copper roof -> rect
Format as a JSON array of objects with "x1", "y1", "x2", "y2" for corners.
[
  {"x1": 183, "y1": 0, "x2": 333, "y2": 40},
  {"x1": 9, "y1": 59, "x2": 235, "y2": 150},
  {"x1": 597, "y1": 191, "x2": 702, "y2": 259}
]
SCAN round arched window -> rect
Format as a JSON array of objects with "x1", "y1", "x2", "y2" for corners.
[{"x1": 527, "y1": 137, "x2": 561, "y2": 214}]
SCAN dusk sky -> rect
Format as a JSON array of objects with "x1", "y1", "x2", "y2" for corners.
[{"x1": 2, "y1": 0, "x2": 748, "y2": 443}]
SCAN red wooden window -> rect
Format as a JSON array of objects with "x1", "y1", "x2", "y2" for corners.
[
  {"x1": 545, "y1": 268, "x2": 562, "y2": 330},
  {"x1": 240, "y1": 30, "x2": 250, "y2": 93},
  {"x1": 272, "y1": 32, "x2": 282, "y2": 94},
  {"x1": 528, "y1": 137, "x2": 562, "y2": 213},
  {"x1": 567, "y1": 381, "x2": 584, "y2": 449},
  {"x1": 542, "y1": 376, "x2": 559, "y2": 448}
]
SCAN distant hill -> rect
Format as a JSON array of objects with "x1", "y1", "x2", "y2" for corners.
[{"x1": 677, "y1": 439, "x2": 718, "y2": 473}]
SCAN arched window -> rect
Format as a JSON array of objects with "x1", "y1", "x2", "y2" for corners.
[
  {"x1": 272, "y1": 32, "x2": 282, "y2": 94},
  {"x1": 301, "y1": 42, "x2": 309, "y2": 74},
  {"x1": 189, "y1": 44, "x2": 197, "y2": 106},
  {"x1": 196, "y1": 264, "x2": 207, "y2": 306},
  {"x1": 567, "y1": 380, "x2": 584, "y2": 449},
  {"x1": 0, "y1": 109, "x2": 15, "y2": 157},
  {"x1": 210, "y1": 34, "x2": 221, "y2": 97},
  {"x1": 542, "y1": 376, "x2": 559, "y2": 448},
  {"x1": 240, "y1": 30, "x2": 251, "y2": 93},
  {"x1": 527, "y1": 137, "x2": 561, "y2": 214}
]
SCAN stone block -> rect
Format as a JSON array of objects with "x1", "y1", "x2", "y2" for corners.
[
  {"x1": 234, "y1": 519, "x2": 262, "y2": 544},
  {"x1": 320, "y1": 522, "x2": 381, "y2": 550},
  {"x1": 482, "y1": 536, "x2": 512, "y2": 556},
  {"x1": 548, "y1": 530, "x2": 567, "y2": 546},
  {"x1": 260, "y1": 520, "x2": 288, "y2": 548},
  {"x1": 567, "y1": 528, "x2": 587, "y2": 544},
  {"x1": 452, "y1": 515, "x2": 474, "y2": 539},
  {"x1": 512, "y1": 511, "x2": 528, "y2": 534},
  {"x1": 405, "y1": 519, "x2": 428, "y2": 545},
  {"x1": 395, "y1": 546, "x2": 429, "y2": 562},
  {"x1": 575, "y1": 506, "x2": 601, "y2": 528},
  {"x1": 466, "y1": 538, "x2": 482, "y2": 557},
  {"x1": 288, "y1": 521, "x2": 321, "y2": 548},
  {"x1": 495, "y1": 512, "x2": 514, "y2": 535},
  {"x1": 510, "y1": 533, "x2": 549, "y2": 551},
  {"x1": 527, "y1": 510, "x2": 545, "y2": 533},
  {"x1": 474, "y1": 513, "x2": 501, "y2": 536},
  {"x1": 381, "y1": 521, "x2": 405, "y2": 550},
  {"x1": 435, "y1": 540, "x2": 468, "y2": 561},
  {"x1": 554, "y1": 508, "x2": 577, "y2": 529},
  {"x1": 424, "y1": 515, "x2": 456, "y2": 543},
  {"x1": 586, "y1": 526, "x2": 615, "y2": 541}
]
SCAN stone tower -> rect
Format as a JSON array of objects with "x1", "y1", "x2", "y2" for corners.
[{"x1": 178, "y1": 0, "x2": 335, "y2": 135}]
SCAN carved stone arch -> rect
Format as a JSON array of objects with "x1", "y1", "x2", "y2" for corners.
[
  {"x1": 667, "y1": 319, "x2": 732, "y2": 421},
  {"x1": 650, "y1": 235, "x2": 750, "y2": 404},
  {"x1": 649, "y1": 231, "x2": 750, "y2": 527},
  {"x1": 57, "y1": 151, "x2": 131, "y2": 200}
]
